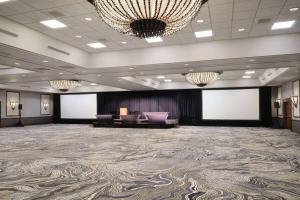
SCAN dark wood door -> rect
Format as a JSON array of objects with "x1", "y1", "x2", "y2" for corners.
[{"x1": 283, "y1": 100, "x2": 292, "y2": 129}]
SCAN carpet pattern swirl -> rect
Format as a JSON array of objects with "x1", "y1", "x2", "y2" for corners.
[{"x1": 0, "y1": 125, "x2": 299, "y2": 200}]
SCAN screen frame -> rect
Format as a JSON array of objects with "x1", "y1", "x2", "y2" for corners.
[
  {"x1": 201, "y1": 88, "x2": 261, "y2": 121},
  {"x1": 60, "y1": 93, "x2": 98, "y2": 120}
]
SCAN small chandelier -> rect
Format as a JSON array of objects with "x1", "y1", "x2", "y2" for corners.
[
  {"x1": 185, "y1": 72, "x2": 220, "y2": 87},
  {"x1": 49, "y1": 80, "x2": 81, "y2": 92},
  {"x1": 87, "y1": 0, "x2": 209, "y2": 38}
]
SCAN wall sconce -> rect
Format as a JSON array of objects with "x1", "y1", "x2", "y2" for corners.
[
  {"x1": 291, "y1": 96, "x2": 298, "y2": 108},
  {"x1": 10, "y1": 100, "x2": 17, "y2": 110},
  {"x1": 275, "y1": 99, "x2": 281, "y2": 108},
  {"x1": 43, "y1": 102, "x2": 49, "y2": 111}
]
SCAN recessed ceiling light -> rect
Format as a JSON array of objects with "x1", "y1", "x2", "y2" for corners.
[
  {"x1": 90, "y1": 83, "x2": 97, "y2": 86},
  {"x1": 75, "y1": 35, "x2": 82, "y2": 38},
  {"x1": 184, "y1": 63, "x2": 189, "y2": 66},
  {"x1": 145, "y1": 37, "x2": 163, "y2": 43},
  {"x1": 242, "y1": 75, "x2": 251, "y2": 79},
  {"x1": 87, "y1": 42, "x2": 106, "y2": 48},
  {"x1": 271, "y1": 20, "x2": 296, "y2": 30},
  {"x1": 245, "y1": 70, "x2": 255, "y2": 74},
  {"x1": 195, "y1": 30, "x2": 213, "y2": 38},
  {"x1": 157, "y1": 75, "x2": 165, "y2": 79},
  {"x1": 14, "y1": 62, "x2": 20, "y2": 65},
  {"x1": 289, "y1": 7, "x2": 299, "y2": 12},
  {"x1": 129, "y1": 67, "x2": 134, "y2": 70},
  {"x1": 238, "y1": 28, "x2": 245, "y2": 32},
  {"x1": 121, "y1": 41, "x2": 127, "y2": 44},
  {"x1": 164, "y1": 79, "x2": 172, "y2": 82},
  {"x1": 59, "y1": 72, "x2": 63, "y2": 75},
  {"x1": 40, "y1": 20, "x2": 67, "y2": 29},
  {"x1": 0, "y1": 0, "x2": 12, "y2": 3},
  {"x1": 217, "y1": 77, "x2": 220, "y2": 80},
  {"x1": 97, "y1": 74, "x2": 101, "y2": 77},
  {"x1": 43, "y1": 60, "x2": 48, "y2": 63},
  {"x1": 197, "y1": 19, "x2": 204, "y2": 23},
  {"x1": 248, "y1": 59, "x2": 255, "y2": 62},
  {"x1": 85, "y1": 17, "x2": 92, "y2": 21}
]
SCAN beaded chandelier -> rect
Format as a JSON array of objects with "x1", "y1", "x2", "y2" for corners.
[
  {"x1": 185, "y1": 72, "x2": 220, "y2": 87},
  {"x1": 87, "y1": 0, "x2": 209, "y2": 38},
  {"x1": 49, "y1": 80, "x2": 81, "y2": 92}
]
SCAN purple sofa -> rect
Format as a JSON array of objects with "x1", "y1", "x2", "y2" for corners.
[{"x1": 143, "y1": 112, "x2": 169, "y2": 124}]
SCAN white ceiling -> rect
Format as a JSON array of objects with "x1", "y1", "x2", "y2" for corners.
[
  {"x1": 0, "y1": 0, "x2": 299, "y2": 92},
  {"x1": 0, "y1": 0, "x2": 299, "y2": 53}
]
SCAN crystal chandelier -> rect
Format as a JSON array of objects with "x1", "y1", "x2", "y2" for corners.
[
  {"x1": 185, "y1": 72, "x2": 220, "y2": 87},
  {"x1": 49, "y1": 80, "x2": 81, "y2": 92},
  {"x1": 87, "y1": 0, "x2": 209, "y2": 38}
]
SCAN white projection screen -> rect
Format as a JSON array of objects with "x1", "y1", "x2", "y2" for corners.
[
  {"x1": 60, "y1": 94, "x2": 97, "y2": 119},
  {"x1": 202, "y1": 89, "x2": 260, "y2": 120}
]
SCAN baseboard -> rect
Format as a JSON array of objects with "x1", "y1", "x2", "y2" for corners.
[{"x1": 0, "y1": 117, "x2": 53, "y2": 127}]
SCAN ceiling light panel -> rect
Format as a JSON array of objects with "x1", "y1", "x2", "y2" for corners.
[
  {"x1": 271, "y1": 20, "x2": 296, "y2": 30},
  {"x1": 40, "y1": 20, "x2": 67, "y2": 29},
  {"x1": 87, "y1": 42, "x2": 106, "y2": 48},
  {"x1": 145, "y1": 37, "x2": 163, "y2": 43},
  {"x1": 195, "y1": 30, "x2": 213, "y2": 38}
]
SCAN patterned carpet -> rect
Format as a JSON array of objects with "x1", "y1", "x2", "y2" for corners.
[{"x1": 0, "y1": 125, "x2": 299, "y2": 200}]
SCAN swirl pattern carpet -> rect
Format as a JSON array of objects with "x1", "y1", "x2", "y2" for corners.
[{"x1": 0, "y1": 125, "x2": 299, "y2": 200}]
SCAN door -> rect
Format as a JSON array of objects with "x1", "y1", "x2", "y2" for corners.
[{"x1": 283, "y1": 100, "x2": 292, "y2": 129}]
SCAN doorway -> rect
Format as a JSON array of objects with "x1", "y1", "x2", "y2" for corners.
[{"x1": 283, "y1": 99, "x2": 292, "y2": 130}]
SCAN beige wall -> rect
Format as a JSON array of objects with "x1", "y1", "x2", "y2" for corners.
[{"x1": 0, "y1": 90, "x2": 53, "y2": 119}]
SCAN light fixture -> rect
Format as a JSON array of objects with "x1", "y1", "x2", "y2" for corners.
[
  {"x1": 129, "y1": 67, "x2": 134, "y2": 70},
  {"x1": 145, "y1": 37, "x2": 163, "y2": 43},
  {"x1": 15, "y1": 62, "x2": 20, "y2": 65},
  {"x1": 238, "y1": 28, "x2": 245, "y2": 32},
  {"x1": 248, "y1": 59, "x2": 255, "y2": 62},
  {"x1": 157, "y1": 75, "x2": 165, "y2": 79},
  {"x1": 164, "y1": 79, "x2": 172, "y2": 82},
  {"x1": 189, "y1": 69, "x2": 194, "y2": 72},
  {"x1": 185, "y1": 72, "x2": 220, "y2": 87},
  {"x1": 42, "y1": 102, "x2": 49, "y2": 111},
  {"x1": 184, "y1": 64, "x2": 189, "y2": 66},
  {"x1": 289, "y1": 7, "x2": 299, "y2": 12},
  {"x1": 121, "y1": 41, "x2": 127, "y2": 44},
  {"x1": 10, "y1": 100, "x2": 17, "y2": 110},
  {"x1": 242, "y1": 75, "x2": 251, "y2": 79},
  {"x1": 85, "y1": 17, "x2": 92, "y2": 21},
  {"x1": 97, "y1": 74, "x2": 101, "y2": 77},
  {"x1": 275, "y1": 99, "x2": 281, "y2": 108},
  {"x1": 291, "y1": 96, "x2": 298, "y2": 108},
  {"x1": 90, "y1": 83, "x2": 98, "y2": 86},
  {"x1": 87, "y1": 0, "x2": 209, "y2": 38},
  {"x1": 245, "y1": 70, "x2": 255, "y2": 74},
  {"x1": 59, "y1": 72, "x2": 64, "y2": 75},
  {"x1": 43, "y1": 60, "x2": 48, "y2": 63},
  {"x1": 271, "y1": 20, "x2": 296, "y2": 30},
  {"x1": 49, "y1": 80, "x2": 81, "y2": 92},
  {"x1": 0, "y1": 0, "x2": 12, "y2": 3},
  {"x1": 195, "y1": 30, "x2": 213, "y2": 38},
  {"x1": 87, "y1": 42, "x2": 106, "y2": 48},
  {"x1": 75, "y1": 35, "x2": 82, "y2": 38},
  {"x1": 197, "y1": 19, "x2": 204, "y2": 23},
  {"x1": 40, "y1": 20, "x2": 67, "y2": 29}
]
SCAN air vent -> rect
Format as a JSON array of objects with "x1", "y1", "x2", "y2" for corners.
[
  {"x1": 98, "y1": 38, "x2": 108, "y2": 42},
  {"x1": 36, "y1": 68, "x2": 51, "y2": 71},
  {"x1": 20, "y1": 85, "x2": 31, "y2": 88},
  {"x1": 60, "y1": 66, "x2": 75, "y2": 69},
  {"x1": 48, "y1": 46, "x2": 70, "y2": 55},
  {"x1": 257, "y1": 18, "x2": 271, "y2": 24},
  {"x1": 48, "y1": 11, "x2": 65, "y2": 17},
  {"x1": 0, "y1": 28, "x2": 18, "y2": 38}
]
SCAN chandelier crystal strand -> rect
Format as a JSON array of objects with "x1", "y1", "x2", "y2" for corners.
[
  {"x1": 49, "y1": 80, "x2": 81, "y2": 92},
  {"x1": 89, "y1": 0, "x2": 209, "y2": 38},
  {"x1": 185, "y1": 72, "x2": 220, "y2": 87}
]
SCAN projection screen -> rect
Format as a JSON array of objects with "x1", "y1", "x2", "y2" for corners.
[
  {"x1": 60, "y1": 94, "x2": 97, "y2": 119},
  {"x1": 202, "y1": 89, "x2": 259, "y2": 120}
]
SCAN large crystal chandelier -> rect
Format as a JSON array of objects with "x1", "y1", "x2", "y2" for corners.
[
  {"x1": 49, "y1": 80, "x2": 81, "y2": 92},
  {"x1": 185, "y1": 72, "x2": 220, "y2": 87},
  {"x1": 87, "y1": 0, "x2": 209, "y2": 38}
]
